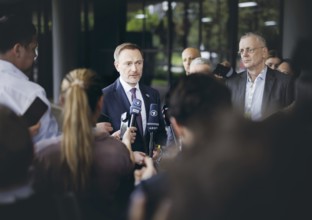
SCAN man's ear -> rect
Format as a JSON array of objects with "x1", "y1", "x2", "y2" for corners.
[
  {"x1": 114, "y1": 61, "x2": 119, "y2": 72},
  {"x1": 12, "y1": 43, "x2": 22, "y2": 58}
]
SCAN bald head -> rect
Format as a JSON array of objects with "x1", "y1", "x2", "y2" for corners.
[{"x1": 182, "y1": 47, "x2": 201, "y2": 74}]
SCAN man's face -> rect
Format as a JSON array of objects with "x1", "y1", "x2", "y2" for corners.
[
  {"x1": 239, "y1": 36, "x2": 267, "y2": 70},
  {"x1": 17, "y1": 39, "x2": 38, "y2": 73},
  {"x1": 182, "y1": 48, "x2": 200, "y2": 74},
  {"x1": 114, "y1": 49, "x2": 143, "y2": 86}
]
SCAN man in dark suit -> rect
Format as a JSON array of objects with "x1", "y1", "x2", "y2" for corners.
[
  {"x1": 101, "y1": 43, "x2": 166, "y2": 165},
  {"x1": 226, "y1": 32, "x2": 294, "y2": 121}
]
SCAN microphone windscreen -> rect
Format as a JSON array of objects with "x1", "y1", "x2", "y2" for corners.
[
  {"x1": 147, "y1": 103, "x2": 159, "y2": 132},
  {"x1": 130, "y1": 98, "x2": 142, "y2": 115}
]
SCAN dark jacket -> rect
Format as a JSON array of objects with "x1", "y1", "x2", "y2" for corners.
[
  {"x1": 101, "y1": 79, "x2": 167, "y2": 153},
  {"x1": 225, "y1": 68, "x2": 294, "y2": 120}
]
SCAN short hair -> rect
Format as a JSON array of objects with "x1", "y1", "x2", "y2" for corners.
[
  {"x1": 0, "y1": 104, "x2": 33, "y2": 187},
  {"x1": 190, "y1": 57, "x2": 212, "y2": 67},
  {"x1": 240, "y1": 32, "x2": 267, "y2": 47},
  {"x1": 113, "y1": 42, "x2": 143, "y2": 61},
  {"x1": 169, "y1": 74, "x2": 231, "y2": 128},
  {"x1": 0, "y1": 15, "x2": 36, "y2": 54}
]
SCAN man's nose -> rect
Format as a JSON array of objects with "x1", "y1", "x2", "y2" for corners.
[{"x1": 131, "y1": 63, "x2": 137, "y2": 71}]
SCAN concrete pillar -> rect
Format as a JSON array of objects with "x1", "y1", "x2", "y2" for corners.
[{"x1": 52, "y1": 0, "x2": 80, "y2": 103}]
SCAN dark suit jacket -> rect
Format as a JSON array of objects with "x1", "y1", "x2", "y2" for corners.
[
  {"x1": 101, "y1": 78, "x2": 167, "y2": 153},
  {"x1": 225, "y1": 68, "x2": 294, "y2": 120}
]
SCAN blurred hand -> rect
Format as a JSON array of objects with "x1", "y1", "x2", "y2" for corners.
[
  {"x1": 29, "y1": 122, "x2": 40, "y2": 137},
  {"x1": 111, "y1": 130, "x2": 121, "y2": 140},
  {"x1": 134, "y1": 156, "x2": 157, "y2": 185},
  {"x1": 134, "y1": 151, "x2": 146, "y2": 165},
  {"x1": 96, "y1": 122, "x2": 113, "y2": 133},
  {"x1": 152, "y1": 146, "x2": 161, "y2": 161}
]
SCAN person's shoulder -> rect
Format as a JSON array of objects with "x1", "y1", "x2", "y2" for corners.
[
  {"x1": 102, "y1": 79, "x2": 119, "y2": 93},
  {"x1": 35, "y1": 135, "x2": 61, "y2": 157},
  {"x1": 268, "y1": 68, "x2": 293, "y2": 83},
  {"x1": 139, "y1": 83, "x2": 160, "y2": 95},
  {"x1": 225, "y1": 70, "x2": 246, "y2": 85},
  {"x1": 95, "y1": 135, "x2": 129, "y2": 154},
  {"x1": 94, "y1": 136, "x2": 134, "y2": 168}
]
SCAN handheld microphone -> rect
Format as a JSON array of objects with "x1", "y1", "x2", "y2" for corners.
[
  {"x1": 147, "y1": 103, "x2": 159, "y2": 156},
  {"x1": 147, "y1": 104, "x2": 159, "y2": 132},
  {"x1": 162, "y1": 104, "x2": 170, "y2": 126},
  {"x1": 129, "y1": 98, "x2": 142, "y2": 127},
  {"x1": 120, "y1": 112, "x2": 129, "y2": 139},
  {"x1": 162, "y1": 105, "x2": 178, "y2": 147}
]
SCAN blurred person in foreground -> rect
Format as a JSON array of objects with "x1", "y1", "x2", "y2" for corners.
[
  {"x1": 0, "y1": 104, "x2": 80, "y2": 220},
  {"x1": 0, "y1": 15, "x2": 58, "y2": 143},
  {"x1": 34, "y1": 68, "x2": 136, "y2": 220},
  {"x1": 128, "y1": 74, "x2": 233, "y2": 220}
]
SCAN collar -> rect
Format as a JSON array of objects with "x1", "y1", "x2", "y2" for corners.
[
  {"x1": 0, "y1": 59, "x2": 29, "y2": 81},
  {"x1": 247, "y1": 66, "x2": 267, "y2": 82},
  {"x1": 119, "y1": 77, "x2": 139, "y2": 92}
]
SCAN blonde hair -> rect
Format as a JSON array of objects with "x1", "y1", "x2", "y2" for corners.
[
  {"x1": 113, "y1": 42, "x2": 143, "y2": 61},
  {"x1": 60, "y1": 68, "x2": 103, "y2": 191}
]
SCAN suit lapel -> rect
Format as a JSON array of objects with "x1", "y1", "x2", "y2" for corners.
[
  {"x1": 115, "y1": 79, "x2": 131, "y2": 111},
  {"x1": 139, "y1": 84, "x2": 151, "y2": 120},
  {"x1": 237, "y1": 72, "x2": 247, "y2": 113},
  {"x1": 262, "y1": 69, "x2": 275, "y2": 113}
]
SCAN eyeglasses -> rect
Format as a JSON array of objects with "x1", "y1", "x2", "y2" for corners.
[{"x1": 237, "y1": 47, "x2": 264, "y2": 55}]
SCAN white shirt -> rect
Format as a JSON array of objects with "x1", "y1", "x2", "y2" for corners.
[
  {"x1": 0, "y1": 59, "x2": 59, "y2": 143},
  {"x1": 244, "y1": 66, "x2": 267, "y2": 121},
  {"x1": 119, "y1": 77, "x2": 147, "y2": 135}
]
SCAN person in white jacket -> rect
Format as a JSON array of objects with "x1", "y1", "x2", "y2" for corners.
[{"x1": 0, "y1": 15, "x2": 58, "y2": 143}]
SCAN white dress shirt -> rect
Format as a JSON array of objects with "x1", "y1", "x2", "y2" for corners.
[
  {"x1": 0, "y1": 59, "x2": 59, "y2": 143},
  {"x1": 244, "y1": 66, "x2": 267, "y2": 121},
  {"x1": 119, "y1": 77, "x2": 147, "y2": 135}
]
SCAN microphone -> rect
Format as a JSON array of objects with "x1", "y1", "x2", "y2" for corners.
[
  {"x1": 147, "y1": 103, "x2": 159, "y2": 156},
  {"x1": 120, "y1": 112, "x2": 129, "y2": 139},
  {"x1": 162, "y1": 104, "x2": 178, "y2": 147},
  {"x1": 129, "y1": 98, "x2": 142, "y2": 127},
  {"x1": 162, "y1": 104, "x2": 170, "y2": 126}
]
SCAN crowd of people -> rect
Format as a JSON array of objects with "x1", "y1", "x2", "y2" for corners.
[{"x1": 1, "y1": 14, "x2": 312, "y2": 220}]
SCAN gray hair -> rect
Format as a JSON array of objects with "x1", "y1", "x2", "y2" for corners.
[
  {"x1": 190, "y1": 57, "x2": 212, "y2": 67},
  {"x1": 240, "y1": 32, "x2": 267, "y2": 47}
]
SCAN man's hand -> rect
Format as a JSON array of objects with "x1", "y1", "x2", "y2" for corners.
[
  {"x1": 134, "y1": 151, "x2": 146, "y2": 165},
  {"x1": 29, "y1": 122, "x2": 40, "y2": 137},
  {"x1": 96, "y1": 122, "x2": 113, "y2": 134},
  {"x1": 134, "y1": 156, "x2": 157, "y2": 185}
]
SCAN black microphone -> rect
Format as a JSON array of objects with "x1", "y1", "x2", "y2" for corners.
[
  {"x1": 147, "y1": 103, "x2": 159, "y2": 157},
  {"x1": 162, "y1": 104, "x2": 178, "y2": 147},
  {"x1": 129, "y1": 98, "x2": 142, "y2": 127},
  {"x1": 162, "y1": 104, "x2": 170, "y2": 126}
]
